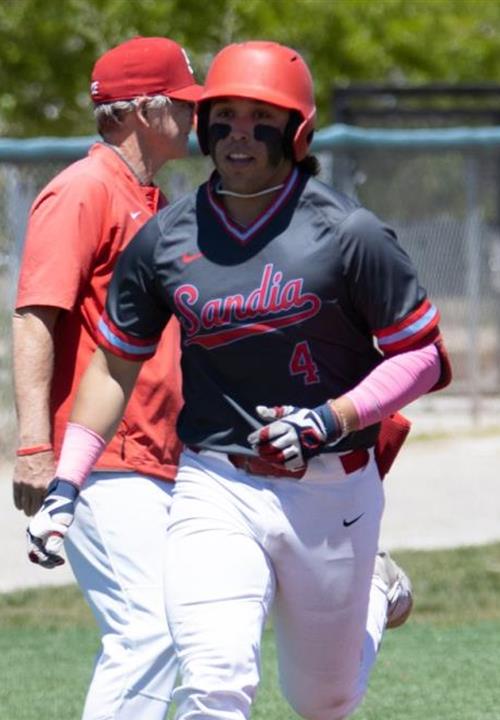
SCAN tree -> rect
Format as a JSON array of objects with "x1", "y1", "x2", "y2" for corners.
[{"x1": 2, "y1": 0, "x2": 500, "y2": 136}]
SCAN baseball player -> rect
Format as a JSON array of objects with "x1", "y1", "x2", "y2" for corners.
[
  {"x1": 14, "y1": 37, "x2": 202, "y2": 720},
  {"x1": 27, "y1": 41, "x2": 451, "y2": 719}
]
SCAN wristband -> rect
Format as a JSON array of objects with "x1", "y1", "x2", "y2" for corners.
[
  {"x1": 329, "y1": 403, "x2": 350, "y2": 438},
  {"x1": 16, "y1": 443, "x2": 53, "y2": 457},
  {"x1": 55, "y1": 423, "x2": 106, "y2": 488},
  {"x1": 314, "y1": 402, "x2": 345, "y2": 443}
]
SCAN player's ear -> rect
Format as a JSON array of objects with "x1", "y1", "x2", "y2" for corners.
[{"x1": 134, "y1": 97, "x2": 150, "y2": 127}]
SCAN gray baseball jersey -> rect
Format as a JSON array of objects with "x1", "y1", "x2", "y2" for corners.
[{"x1": 98, "y1": 168, "x2": 439, "y2": 454}]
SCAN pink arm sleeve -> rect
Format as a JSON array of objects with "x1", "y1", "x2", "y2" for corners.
[
  {"x1": 55, "y1": 423, "x2": 107, "y2": 489},
  {"x1": 345, "y1": 344, "x2": 441, "y2": 429}
]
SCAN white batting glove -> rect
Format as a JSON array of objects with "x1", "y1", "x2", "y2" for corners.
[
  {"x1": 248, "y1": 403, "x2": 344, "y2": 471},
  {"x1": 26, "y1": 478, "x2": 79, "y2": 569}
]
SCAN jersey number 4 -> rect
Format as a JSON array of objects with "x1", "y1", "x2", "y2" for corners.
[{"x1": 289, "y1": 341, "x2": 320, "y2": 385}]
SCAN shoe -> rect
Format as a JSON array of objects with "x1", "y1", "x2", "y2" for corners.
[{"x1": 374, "y1": 551, "x2": 413, "y2": 629}]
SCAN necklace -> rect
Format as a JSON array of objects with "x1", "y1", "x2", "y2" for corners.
[{"x1": 214, "y1": 179, "x2": 285, "y2": 199}]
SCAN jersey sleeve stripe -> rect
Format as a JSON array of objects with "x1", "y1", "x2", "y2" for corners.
[
  {"x1": 374, "y1": 301, "x2": 440, "y2": 354},
  {"x1": 375, "y1": 299, "x2": 434, "y2": 339},
  {"x1": 97, "y1": 316, "x2": 158, "y2": 360},
  {"x1": 100, "y1": 309, "x2": 162, "y2": 347},
  {"x1": 378, "y1": 323, "x2": 440, "y2": 355}
]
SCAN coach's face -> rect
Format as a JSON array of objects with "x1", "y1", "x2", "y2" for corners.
[
  {"x1": 149, "y1": 99, "x2": 195, "y2": 161},
  {"x1": 208, "y1": 97, "x2": 293, "y2": 194}
]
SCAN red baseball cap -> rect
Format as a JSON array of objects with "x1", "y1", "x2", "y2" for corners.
[{"x1": 90, "y1": 36, "x2": 203, "y2": 104}]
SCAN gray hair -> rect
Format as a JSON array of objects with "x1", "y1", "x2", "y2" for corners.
[{"x1": 94, "y1": 95, "x2": 172, "y2": 136}]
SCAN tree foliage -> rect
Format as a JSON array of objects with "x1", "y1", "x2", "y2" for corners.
[{"x1": 2, "y1": 0, "x2": 500, "y2": 136}]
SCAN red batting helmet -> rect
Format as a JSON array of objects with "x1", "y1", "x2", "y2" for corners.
[{"x1": 196, "y1": 41, "x2": 316, "y2": 161}]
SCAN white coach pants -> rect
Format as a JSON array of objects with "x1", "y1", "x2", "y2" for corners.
[
  {"x1": 65, "y1": 471, "x2": 177, "y2": 720},
  {"x1": 165, "y1": 449, "x2": 386, "y2": 720}
]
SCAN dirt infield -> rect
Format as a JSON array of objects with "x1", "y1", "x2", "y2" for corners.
[
  {"x1": 380, "y1": 432, "x2": 500, "y2": 549},
  {"x1": 1, "y1": 397, "x2": 499, "y2": 592}
]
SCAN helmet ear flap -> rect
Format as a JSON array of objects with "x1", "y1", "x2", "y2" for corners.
[
  {"x1": 292, "y1": 110, "x2": 315, "y2": 162},
  {"x1": 283, "y1": 110, "x2": 315, "y2": 162},
  {"x1": 283, "y1": 112, "x2": 301, "y2": 161},
  {"x1": 196, "y1": 102, "x2": 211, "y2": 155}
]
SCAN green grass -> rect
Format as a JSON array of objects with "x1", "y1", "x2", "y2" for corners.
[{"x1": 2, "y1": 544, "x2": 500, "y2": 719}]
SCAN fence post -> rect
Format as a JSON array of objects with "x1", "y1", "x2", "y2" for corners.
[{"x1": 464, "y1": 154, "x2": 482, "y2": 421}]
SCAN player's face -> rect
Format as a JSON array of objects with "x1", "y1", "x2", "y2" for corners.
[
  {"x1": 208, "y1": 98, "x2": 293, "y2": 194},
  {"x1": 148, "y1": 99, "x2": 195, "y2": 161}
]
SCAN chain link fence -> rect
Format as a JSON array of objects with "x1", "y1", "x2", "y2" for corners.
[
  {"x1": 315, "y1": 128, "x2": 500, "y2": 419},
  {"x1": 1, "y1": 127, "x2": 499, "y2": 454}
]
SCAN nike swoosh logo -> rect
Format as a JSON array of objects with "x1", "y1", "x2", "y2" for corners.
[
  {"x1": 130, "y1": 211, "x2": 142, "y2": 220},
  {"x1": 182, "y1": 252, "x2": 203, "y2": 264},
  {"x1": 343, "y1": 512, "x2": 365, "y2": 527}
]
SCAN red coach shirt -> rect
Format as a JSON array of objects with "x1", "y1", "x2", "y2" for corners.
[{"x1": 16, "y1": 143, "x2": 182, "y2": 480}]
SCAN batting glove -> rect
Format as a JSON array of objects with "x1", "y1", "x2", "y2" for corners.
[
  {"x1": 26, "y1": 478, "x2": 79, "y2": 569},
  {"x1": 248, "y1": 402, "x2": 344, "y2": 472}
]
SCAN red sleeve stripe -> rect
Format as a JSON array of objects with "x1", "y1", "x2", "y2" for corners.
[
  {"x1": 97, "y1": 316, "x2": 158, "y2": 360},
  {"x1": 100, "y1": 310, "x2": 161, "y2": 347},
  {"x1": 375, "y1": 299, "x2": 434, "y2": 339},
  {"x1": 375, "y1": 301, "x2": 440, "y2": 354}
]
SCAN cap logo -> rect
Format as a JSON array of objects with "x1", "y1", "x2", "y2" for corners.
[
  {"x1": 181, "y1": 47, "x2": 194, "y2": 77},
  {"x1": 90, "y1": 80, "x2": 100, "y2": 97}
]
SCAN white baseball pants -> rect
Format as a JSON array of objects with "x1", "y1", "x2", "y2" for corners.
[
  {"x1": 165, "y1": 449, "x2": 387, "y2": 720},
  {"x1": 65, "y1": 471, "x2": 177, "y2": 720}
]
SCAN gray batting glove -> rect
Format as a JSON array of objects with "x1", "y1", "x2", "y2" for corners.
[
  {"x1": 248, "y1": 403, "x2": 343, "y2": 471},
  {"x1": 27, "y1": 478, "x2": 79, "y2": 569}
]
